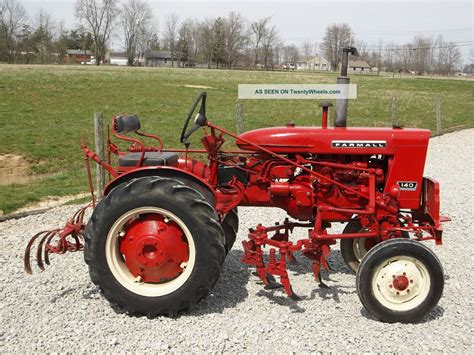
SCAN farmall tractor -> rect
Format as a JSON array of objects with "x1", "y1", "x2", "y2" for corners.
[{"x1": 25, "y1": 48, "x2": 449, "y2": 323}]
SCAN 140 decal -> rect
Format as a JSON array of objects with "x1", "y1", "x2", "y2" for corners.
[{"x1": 397, "y1": 181, "x2": 418, "y2": 191}]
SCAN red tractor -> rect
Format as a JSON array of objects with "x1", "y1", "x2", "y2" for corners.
[{"x1": 25, "y1": 48, "x2": 449, "y2": 323}]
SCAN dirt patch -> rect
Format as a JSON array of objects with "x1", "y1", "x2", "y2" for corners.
[
  {"x1": 13, "y1": 193, "x2": 91, "y2": 213},
  {"x1": 0, "y1": 154, "x2": 34, "y2": 185},
  {"x1": 183, "y1": 84, "x2": 215, "y2": 89}
]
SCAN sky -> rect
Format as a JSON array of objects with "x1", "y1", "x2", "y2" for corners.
[{"x1": 22, "y1": 0, "x2": 474, "y2": 62}]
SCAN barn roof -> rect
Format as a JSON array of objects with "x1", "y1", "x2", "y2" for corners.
[
  {"x1": 145, "y1": 50, "x2": 173, "y2": 59},
  {"x1": 348, "y1": 60, "x2": 371, "y2": 69},
  {"x1": 110, "y1": 52, "x2": 128, "y2": 58},
  {"x1": 66, "y1": 49, "x2": 93, "y2": 56}
]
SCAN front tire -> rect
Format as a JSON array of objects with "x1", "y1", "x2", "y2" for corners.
[
  {"x1": 84, "y1": 177, "x2": 226, "y2": 317},
  {"x1": 356, "y1": 239, "x2": 444, "y2": 323}
]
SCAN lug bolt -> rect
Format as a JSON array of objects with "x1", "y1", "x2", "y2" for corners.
[
  {"x1": 396, "y1": 291, "x2": 400, "y2": 295},
  {"x1": 407, "y1": 289, "x2": 410, "y2": 293},
  {"x1": 389, "y1": 284, "x2": 393, "y2": 288},
  {"x1": 410, "y1": 279, "x2": 414, "y2": 283}
]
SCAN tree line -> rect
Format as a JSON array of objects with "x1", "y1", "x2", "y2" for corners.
[{"x1": 0, "y1": 0, "x2": 466, "y2": 74}]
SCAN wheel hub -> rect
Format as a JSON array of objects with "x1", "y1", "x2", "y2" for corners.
[
  {"x1": 119, "y1": 214, "x2": 189, "y2": 283},
  {"x1": 372, "y1": 256, "x2": 430, "y2": 310},
  {"x1": 392, "y1": 275, "x2": 409, "y2": 291}
]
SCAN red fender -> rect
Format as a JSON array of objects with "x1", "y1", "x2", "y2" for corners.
[{"x1": 103, "y1": 165, "x2": 216, "y2": 206}]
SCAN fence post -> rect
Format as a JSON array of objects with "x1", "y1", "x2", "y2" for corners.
[
  {"x1": 236, "y1": 100, "x2": 244, "y2": 134},
  {"x1": 435, "y1": 96, "x2": 441, "y2": 135},
  {"x1": 391, "y1": 96, "x2": 397, "y2": 127},
  {"x1": 94, "y1": 112, "x2": 105, "y2": 199}
]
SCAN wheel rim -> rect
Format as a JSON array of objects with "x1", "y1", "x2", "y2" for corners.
[
  {"x1": 105, "y1": 207, "x2": 196, "y2": 297},
  {"x1": 371, "y1": 256, "x2": 431, "y2": 311},
  {"x1": 353, "y1": 237, "x2": 376, "y2": 261}
]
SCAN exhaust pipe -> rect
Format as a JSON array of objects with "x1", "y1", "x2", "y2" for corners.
[{"x1": 334, "y1": 47, "x2": 359, "y2": 127}]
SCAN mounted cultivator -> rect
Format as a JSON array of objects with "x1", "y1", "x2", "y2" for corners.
[
  {"x1": 25, "y1": 47, "x2": 449, "y2": 323},
  {"x1": 24, "y1": 205, "x2": 90, "y2": 274}
]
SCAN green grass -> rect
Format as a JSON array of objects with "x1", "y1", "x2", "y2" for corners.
[{"x1": 0, "y1": 64, "x2": 473, "y2": 213}]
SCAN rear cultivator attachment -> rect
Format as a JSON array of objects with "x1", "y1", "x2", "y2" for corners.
[{"x1": 24, "y1": 205, "x2": 89, "y2": 274}]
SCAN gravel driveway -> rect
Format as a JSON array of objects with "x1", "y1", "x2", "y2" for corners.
[{"x1": 1, "y1": 129, "x2": 473, "y2": 353}]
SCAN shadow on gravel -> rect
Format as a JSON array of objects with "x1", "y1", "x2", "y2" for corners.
[
  {"x1": 360, "y1": 305, "x2": 445, "y2": 323},
  {"x1": 327, "y1": 250, "x2": 356, "y2": 275},
  {"x1": 255, "y1": 290, "x2": 306, "y2": 313},
  {"x1": 282, "y1": 250, "x2": 354, "y2": 276},
  {"x1": 106, "y1": 250, "x2": 252, "y2": 319},
  {"x1": 308, "y1": 284, "x2": 356, "y2": 303},
  {"x1": 189, "y1": 249, "x2": 251, "y2": 316}
]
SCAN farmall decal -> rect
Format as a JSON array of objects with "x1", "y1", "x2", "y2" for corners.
[
  {"x1": 332, "y1": 140, "x2": 387, "y2": 148},
  {"x1": 397, "y1": 181, "x2": 418, "y2": 191}
]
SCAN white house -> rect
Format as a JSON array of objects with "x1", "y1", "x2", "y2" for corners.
[{"x1": 296, "y1": 55, "x2": 330, "y2": 71}]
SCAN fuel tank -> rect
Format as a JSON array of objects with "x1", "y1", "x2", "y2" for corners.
[{"x1": 236, "y1": 126, "x2": 431, "y2": 155}]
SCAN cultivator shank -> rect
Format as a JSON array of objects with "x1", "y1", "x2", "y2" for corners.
[
  {"x1": 242, "y1": 219, "x2": 335, "y2": 299},
  {"x1": 24, "y1": 205, "x2": 89, "y2": 274}
]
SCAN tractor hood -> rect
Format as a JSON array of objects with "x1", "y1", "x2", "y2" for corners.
[{"x1": 236, "y1": 126, "x2": 431, "y2": 155}]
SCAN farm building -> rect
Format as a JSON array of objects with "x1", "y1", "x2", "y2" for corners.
[
  {"x1": 145, "y1": 51, "x2": 176, "y2": 67},
  {"x1": 296, "y1": 55, "x2": 330, "y2": 71},
  {"x1": 109, "y1": 52, "x2": 128, "y2": 66},
  {"x1": 64, "y1": 49, "x2": 94, "y2": 64},
  {"x1": 108, "y1": 52, "x2": 145, "y2": 66},
  {"x1": 347, "y1": 60, "x2": 371, "y2": 72}
]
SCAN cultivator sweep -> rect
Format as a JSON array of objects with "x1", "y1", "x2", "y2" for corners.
[
  {"x1": 24, "y1": 205, "x2": 90, "y2": 274},
  {"x1": 24, "y1": 47, "x2": 449, "y2": 323},
  {"x1": 241, "y1": 219, "x2": 334, "y2": 299}
]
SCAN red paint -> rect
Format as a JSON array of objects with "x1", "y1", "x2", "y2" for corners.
[
  {"x1": 119, "y1": 214, "x2": 189, "y2": 283},
  {"x1": 393, "y1": 275, "x2": 409, "y2": 291}
]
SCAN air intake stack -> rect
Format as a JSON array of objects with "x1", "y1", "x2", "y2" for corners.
[{"x1": 334, "y1": 47, "x2": 359, "y2": 127}]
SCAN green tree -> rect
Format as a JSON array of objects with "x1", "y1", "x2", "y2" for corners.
[{"x1": 212, "y1": 17, "x2": 225, "y2": 68}]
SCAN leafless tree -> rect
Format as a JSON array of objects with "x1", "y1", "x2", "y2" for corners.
[
  {"x1": 32, "y1": 9, "x2": 55, "y2": 64},
  {"x1": 321, "y1": 23, "x2": 353, "y2": 71},
  {"x1": 251, "y1": 17, "x2": 270, "y2": 67},
  {"x1": 261, "y1": 25, "x2": 278, "y2": 69},
  {"x1": 164, "y1": 13, "x2": 179, "y2": 67},
  {"x1": 435, "y1": 36, "x2": 461, "y2": 75},
  {"x1": 197, "y1": 17, "x2": 215, "y2": 68},
  {"x1": 223, "y1": 11, "x2": 247, "y2": 69},
  {"x1": 75, "y1": 0, "x2": 117, "y2": 65},
  {"x1": 412, "y1": 35, "x2": 432, "y2": 74},
  {"x1": 53, "y1": 21, "x2": 69, "y2": 64},
  {"x1": 0, "y1": 0, "x2": 27, "y2": 63},
  {"x1": 282, "y1": 44, "x2": 299, "y2": 64},
  {"x1": 121, "y1": 0, "x2": 153, "y2": 66},
  {"x1": 302, "y1": 41, "x2": 314, "y2": 59}
]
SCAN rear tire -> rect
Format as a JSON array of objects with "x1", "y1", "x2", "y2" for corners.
[
  {"x1": 221, "y1": 208, "x2": 239, "y2": 253},
  {"x1": 356, "y1": 239, "x2": 444, "y2": 323},
  {"x1": 84, "y1": 177, "x2": 226, "y2": 317}
]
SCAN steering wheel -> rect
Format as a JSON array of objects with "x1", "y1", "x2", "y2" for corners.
[{"x1": 180, "y1": 91, "x2": 208, "y2": 144}]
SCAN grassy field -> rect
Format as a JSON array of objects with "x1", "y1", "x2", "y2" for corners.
[{"x1": 0, "y1": 64, "x2": 473, "y2": 213}]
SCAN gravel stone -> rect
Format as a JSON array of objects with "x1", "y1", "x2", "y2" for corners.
[{"x1": 0, "y1": 129, "x2": 473, "y2": 352}]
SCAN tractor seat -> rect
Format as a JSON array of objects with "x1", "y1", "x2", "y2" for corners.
[{"x1": 118, "y1": 152, "x2": 179, "y2": 167}]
